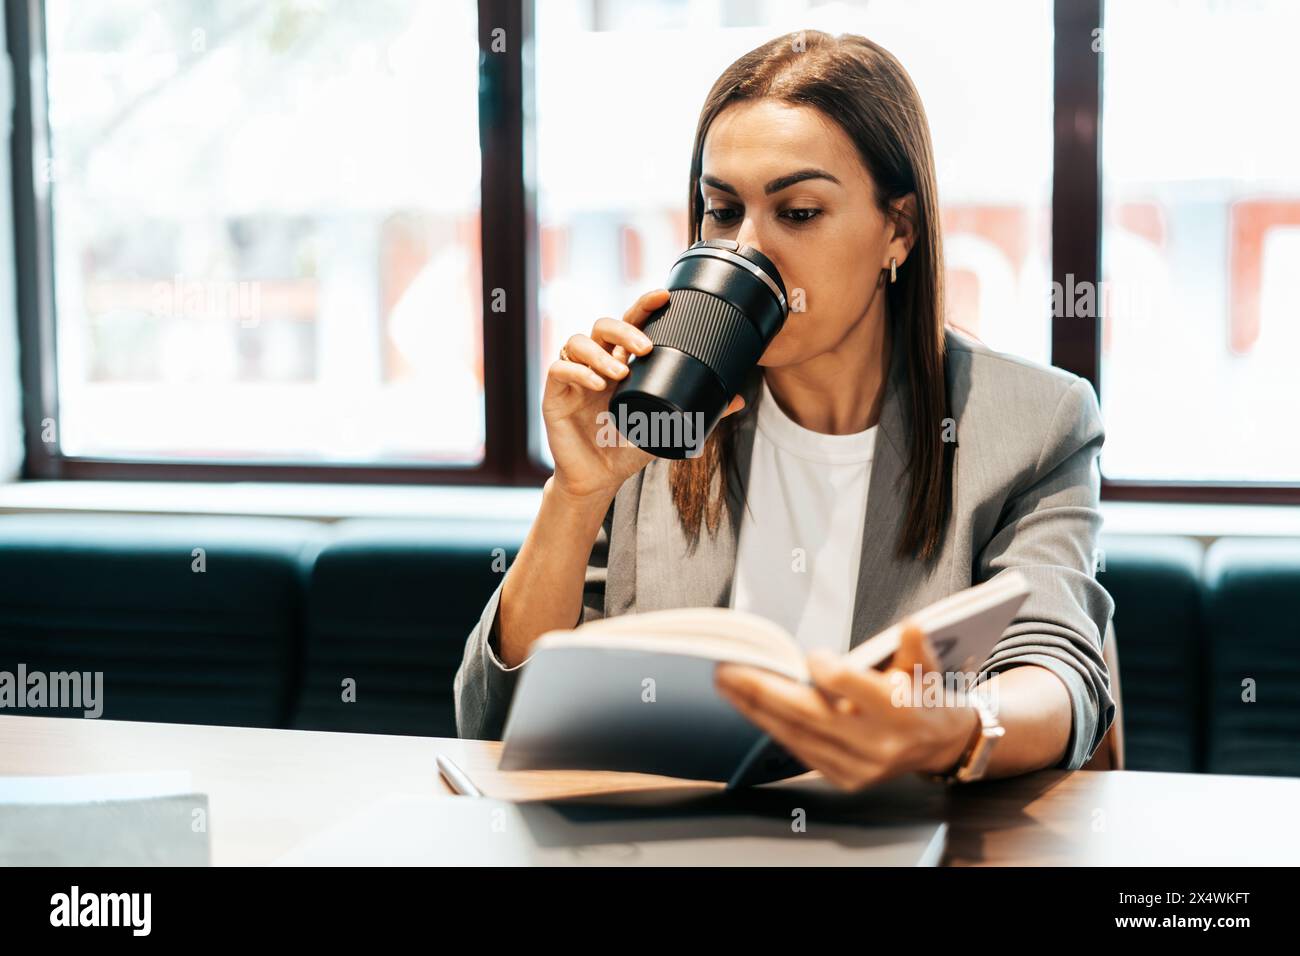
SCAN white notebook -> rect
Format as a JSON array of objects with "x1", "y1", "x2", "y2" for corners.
[
  {"x1": 499, "y1": 570, "x2": 1030, "y2": 787},
  {"x1": 274, "y1": 779, "x2": 948, "y2": 867}
]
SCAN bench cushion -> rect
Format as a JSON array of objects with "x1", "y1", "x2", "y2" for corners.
[
  {"x1": 0, "y1": 514, "x2": 320, "y2": 727},
  {"x1": 1203, "y1": 537, "x2": 1300, "y2": 776},
  {"x1": 1098, "y1": 534, "x2": 1206, "y2": 772},
  {"x1": 291, "y1": 518, "x2": 529, "y2": 737}
]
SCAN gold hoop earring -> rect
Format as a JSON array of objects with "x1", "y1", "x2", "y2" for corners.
[{"x1": 890, "y1": 257, "x2": 898, "y2": 284}]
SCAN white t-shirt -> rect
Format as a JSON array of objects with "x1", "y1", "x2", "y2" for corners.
[{"x1": 728, "y1": 376, "x2": 878, "y2": 656}]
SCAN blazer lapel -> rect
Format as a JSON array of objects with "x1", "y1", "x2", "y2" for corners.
[
  {"x1": 847, "y1": 335, "x2": 957, "y2": 648},
  {"x1": 631, "y1": 366, "x2": 764, "y2": 613}
]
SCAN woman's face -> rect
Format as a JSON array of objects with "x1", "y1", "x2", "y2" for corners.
[{"x1": 698, "y1": 100, "x2": 910, "y2": 367}]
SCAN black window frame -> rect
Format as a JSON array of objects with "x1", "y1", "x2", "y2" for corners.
[
  {"x1": 8, "y1": 0, "x2": 548, "y2": 486},
  {"x1": 8, "y1": 0, "x2": 1299, "y2": 502}
]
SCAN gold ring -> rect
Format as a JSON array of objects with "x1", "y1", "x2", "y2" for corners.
[{"x1": 559, "y1": 344, "x2": 570, "y2": 362}]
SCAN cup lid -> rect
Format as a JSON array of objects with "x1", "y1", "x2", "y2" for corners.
[{"x1": 685, "y1": 239, "x2": 788, "y2": 305}]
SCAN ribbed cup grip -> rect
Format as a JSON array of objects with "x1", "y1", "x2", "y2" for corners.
[{"x1": 644, "y1": 289, "x2": 762, "y2": 393}]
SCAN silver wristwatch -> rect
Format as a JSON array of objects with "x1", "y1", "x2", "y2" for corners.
[{"x1": 929, "y1": 693, "x2": 1004, "y2": 785}]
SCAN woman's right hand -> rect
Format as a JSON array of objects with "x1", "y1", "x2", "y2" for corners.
[{"x1": 544, "y1": 288, "x2": 746, "y2": 501}]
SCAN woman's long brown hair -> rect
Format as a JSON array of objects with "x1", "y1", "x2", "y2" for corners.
[{"x1": 670, "y1": 29, "x2": 952, "y2": 563}]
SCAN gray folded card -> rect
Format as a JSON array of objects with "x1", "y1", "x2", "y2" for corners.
[
  {"x1": 0, "y1": 794, "x2": 211, "y2": 866},
  {"x1": 0, "y1": 772, "x2": 211, "y2": 866}
]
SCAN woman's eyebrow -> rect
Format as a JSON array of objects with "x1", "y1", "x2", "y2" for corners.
[{"x1": 701, "y1": 168, "x2": 842, "y2": 196}]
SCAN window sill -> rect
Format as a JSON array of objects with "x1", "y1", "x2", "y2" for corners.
[
  {"x1": 0, "y1": 480, "x2": 544, "y2": 523},
  {"x1": 0, "y1": 481, "x2": 1298, "y2": 538},
  {"x1": 1098, "y1": 500, "x2": 1300, "y2": 539}
]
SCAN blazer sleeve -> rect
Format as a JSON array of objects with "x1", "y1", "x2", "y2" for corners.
[
  {"x1": 974, "y1": 376, "x2": 1117, "y2": 771},
  {"x1": 452, "y1": 498, "x2": 614, "y2": 740}
]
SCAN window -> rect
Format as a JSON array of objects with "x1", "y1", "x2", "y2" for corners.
[
  {"x1": 532, "y1": 0, "x2": 1053, "y2": 467},
  {"x1": 1100, "y1": 0, "x2": 1300, "y2": 482},
  {"x1": 11, "y1": 0, "x2": 1295, "y2": 499},
  {"x1": 42, "y1": 0, "x2": 483, "y2": 465}
]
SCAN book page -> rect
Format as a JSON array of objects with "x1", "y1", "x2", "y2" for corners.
[{"x1": 536, "y1": 606, "x2": 807, "y2": 679}]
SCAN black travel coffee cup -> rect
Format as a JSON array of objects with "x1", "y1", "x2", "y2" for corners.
[{"x1": 609, "y1": 239, "x2": 788, "y2": 459}]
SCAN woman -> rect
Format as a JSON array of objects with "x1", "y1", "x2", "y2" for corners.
[{"x1": 454, "y1": 30, "x2": 1114, "y2": 789}]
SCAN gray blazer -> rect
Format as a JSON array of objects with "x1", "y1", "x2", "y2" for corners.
[{"x1": 454, "y1": 326, "x2": 1116, "y2": 771}]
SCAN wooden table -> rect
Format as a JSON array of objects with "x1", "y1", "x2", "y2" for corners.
[{"x1": 2, "y1": 715, "x2": 1296, "y2": 865}]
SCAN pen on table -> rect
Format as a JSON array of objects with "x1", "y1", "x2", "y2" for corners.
[{"x1": 436, "y1": 754, "x2": 483, "y2": 797}]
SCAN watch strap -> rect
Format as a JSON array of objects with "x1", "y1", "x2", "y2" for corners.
[{"x1": 929, "y1": 693, "x2": 1004, "y2": 785}]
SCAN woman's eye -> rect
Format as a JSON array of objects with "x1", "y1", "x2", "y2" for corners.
[
  {"x1": 705, "y1": 207, "x2": 821, "y2": 226},
  {"x1": 781, "y1": 208, "x2": 822, "y2": 224}
]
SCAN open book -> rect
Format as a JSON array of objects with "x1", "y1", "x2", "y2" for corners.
[{"x1": 499, "y1": 570, "x2": 1030, "y2": 788}]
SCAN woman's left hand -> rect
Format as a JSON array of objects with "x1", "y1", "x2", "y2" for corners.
[{"x1": 714, "y1": 622, "x2": 981, "y2": 791}]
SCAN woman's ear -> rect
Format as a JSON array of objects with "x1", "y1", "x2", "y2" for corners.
[{"x1": 885, "y1": 193, "x2": 919, "y2": 269}]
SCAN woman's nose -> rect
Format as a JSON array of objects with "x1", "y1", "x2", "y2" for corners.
[
  {"x1": 733, "y1": 223, "x2": 782, "y2": 278},
  {"x1": 734, "y1": 221, "x2": 771, "y2": 259},
  {"x1": 735, "y1": 220, "x2": 761, "y2": 251}
]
